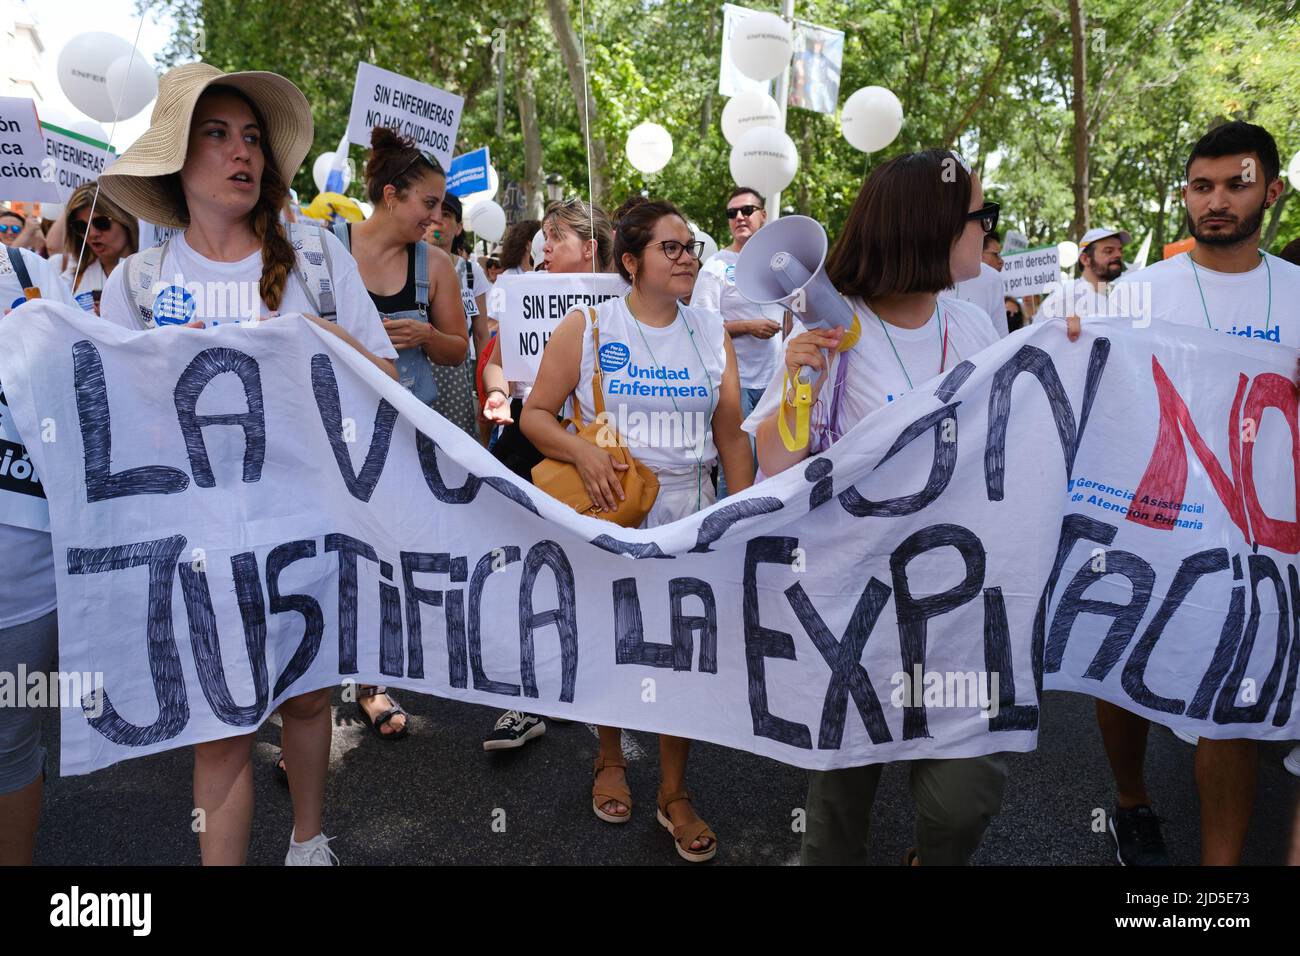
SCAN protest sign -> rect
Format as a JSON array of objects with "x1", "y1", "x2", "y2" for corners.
[
  {"x1": 447, "y1": 147, "x2": 490, "y2": 197},
  {"x1": 0, "y1": 303, "x2": 1295, "y2": 776},
  {"x1": 1001, "y1": 245, "x2": 1062, "y2": 297},
  {"x1": 0, "y1": 98, "x2": 59, "y2": 202},
  {"x1": 346, "y1": 62, "x2": 463, "y2": 170},
  {"x1": 493, "y1": 272, "x2": 629, "y2": 382},
  {"x1": 137, "y1": 220, "x2": 181, "y2": 249},
  {"x1": 40, "y1": 122, "x2": 116, "y2": 202},
  {"x1": 0, "y1": 253, "x2": 48, "y2": 533}
]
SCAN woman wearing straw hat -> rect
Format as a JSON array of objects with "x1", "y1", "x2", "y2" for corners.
[{"x1": 97, "y1": 62, "x2": 398, "y2": 866}]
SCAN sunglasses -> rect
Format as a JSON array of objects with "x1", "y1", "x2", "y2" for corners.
[
  {"x1": 71, "y1": 215, "x2": 115, "y2": 234},
  {"x1": 966, "y1": 202, "x2": 1000, "y2": 235},
  {"x1": 394, "y1": 149, "x2": 443, "y2": 185},
  {"x1": 726, "y1": 204, "x2": 762, "y2": 219},
  {"x1": 0, "y1": 223, "x2": 22, "y2": 235},
  {"x1": 655, "y1": 239, "x2": 705, "y2": 262}
]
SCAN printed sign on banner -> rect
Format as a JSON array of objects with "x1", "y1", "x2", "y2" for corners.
[
  {"x1": 494, "y1": 272, "x2": 629, "y2": 382},
  {"x1": 346, "y1": 62, "x2": 463, "y2": 170},
  {"x1": 446, "y1": 147, "x2": 490, "y2": 197},
  {"x1": 1, "y1": 303, "x2": 1296, "y2": 777},
  {"x1": 1001, "y1": 245, "x2": 1062, "y2": 297},
  {"x1": 137, "y1": 220, "x2": 181, "y2": 248},
  {"x1": 0, "y1": 98, "x2": 59, "y2": 202},
  {"x1": 40, "y1": 122, "x2": 116, "y2": 202}
]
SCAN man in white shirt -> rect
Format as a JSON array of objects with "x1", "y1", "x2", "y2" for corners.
[
  {"x1": 1096, "y1": 121, "x2": 1299, "y2": 867},
  {"x1": 946, "y1": 260, "x2": 1008, "y2": 338},
  {"x1": 1038, "y1": 227, "x2": 1130, "y2": 320}
]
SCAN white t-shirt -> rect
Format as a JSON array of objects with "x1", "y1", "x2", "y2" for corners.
[
  {"x1": 458, "y1": 257, "x2": 491, "y2": 360},
  {"x1": 0, "y1": 248, "x2": 75, "y2": 627},
  {"x1": 575, "y1": 296, "x2": 729, "y2": 473},
  {"x1": 100, "y1": 230, "x2": 397, "y2": 361},
  {"x1": 691, "y1": 249, "x2": 783, "y2": 390},
  {"x1": 743, "y1": 296, "x2": 999, "y2": 442},
  {"x1": 1109, "y1": 251, "x2": 1300, "y2": 346},
  {"x1": 944, "y1": 261, "x2": 1008, "y2": 338},
  {"x1": 1038, "y1": 276, "x2": 1110, "y2": 321}
]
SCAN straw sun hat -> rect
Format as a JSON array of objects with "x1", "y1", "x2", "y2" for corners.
[{"x1": 98, "y1": 62, "x2": 313, "y2": 229}]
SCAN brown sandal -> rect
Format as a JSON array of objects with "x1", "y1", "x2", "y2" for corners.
[
  {"x1": 592, "y1": 754, "x2": 632, "y2": 824},
  {"x1": 656, "y1": 790, "x2": 717, "y2": 862}
]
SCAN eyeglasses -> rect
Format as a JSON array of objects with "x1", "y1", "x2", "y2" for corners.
[
  {"x1": 655, "y1": 239, "x2": 705, "y2": 261},
  {"x1": 966, "y1": 202, "x2": 1000, "y2": 235},
  {"x1": 71, "y1": 215, "x2": 115, "y2": 235},
  {"x1": 726, "y1": 204, "x2": 762, "y2": 219},
  {"x1": 0, "y1": 223, "x2": 22, "y2": 235}
]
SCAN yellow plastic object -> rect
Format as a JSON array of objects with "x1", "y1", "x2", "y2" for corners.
[
  {"x1": 838, "y1": 314, "x2": 862, "y2": 352},
  {"x1": 299, "y1": 191, "x2": 364, "y2": 224},
  {"x1": 777, "y1": 371, "x2": 813, "y2": 452}
]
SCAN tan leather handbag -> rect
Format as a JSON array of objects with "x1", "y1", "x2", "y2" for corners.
[{"x1": 531, "y1": 309, "x2": 659, "y2": 527}]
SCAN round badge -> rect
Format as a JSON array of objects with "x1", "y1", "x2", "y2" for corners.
[
  {"x1": 152, "y1": 284, "x2": 197, "y2": 326},
  {"x1": 598, "y1": 341, "x2": 630, "y2": 373}
]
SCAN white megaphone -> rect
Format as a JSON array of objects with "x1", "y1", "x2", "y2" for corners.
[{"x1": 735, "y1": 216, "x2": 859, "y2": 451}]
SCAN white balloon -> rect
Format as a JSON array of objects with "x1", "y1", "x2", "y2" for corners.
[
  {"x1": 105, "y1": 53, "x2": 158, "y2": 122},
  {"x1": 840, "y1": 86, "x2": 904, "y2": 153},
  {"x1": 625, "y1": 122, "x2": 674, "y2": 174},
  {"x1": 1058, "y1": 240, "x2": 1080, "y2": 270},
  {"x1": 312, "y1": 151, "x2": 351, "y2": 193},
  {"x1": 729, "y1": 126, "x2": 798, "y2": 197},
  {"x1": 691, "y1": 222, "x2": 719, "y2": 266},
  {"x1": 721, "y1": 89, "x2": 782, "y2": 146},
  {"x1": 730, "y1": 12, "x2": 792, "y2": 83},
  {"x1": 1288, "y1": 150, "x2": 1300, "y2": 186},
  {"x1": 467, "y1": 199, "x2": 506, "y2": 242},
  {"x1": 531, "y1": 228, "x2": 547, "y2": 267},
  {"x1": 57, "y1": 32, "x2": 137, "y2": 122},
  {"x1": 69, "y1": 120, "x2": 110, "y2": 145}
]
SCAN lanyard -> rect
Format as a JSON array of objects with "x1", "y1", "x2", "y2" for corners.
[
  {"x1": 1188, "y1": 251, "x2": 1271, "y2": 332},
  {"x1": 873, "y1": 304, "x2": 947, "y2": 392}
]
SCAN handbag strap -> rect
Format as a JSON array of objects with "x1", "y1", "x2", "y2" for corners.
[{"x1": 587, "y1": 307, "x2": 606, "y2": 418}]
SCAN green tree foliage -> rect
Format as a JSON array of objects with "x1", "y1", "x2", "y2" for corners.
[{"x1": 152, "y1": 0, "x2": 1300, "y2": 253}]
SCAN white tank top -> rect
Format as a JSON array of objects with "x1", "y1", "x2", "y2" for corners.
[{"x1": 575, "y1": 296, "x2": 727, "y2": 473}]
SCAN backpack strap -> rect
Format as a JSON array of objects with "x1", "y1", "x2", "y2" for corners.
[
  {"x1": 464, "y1": 257, "x2": 475, "y2": 291},
  {"x1": 124, "y1": 242, "x2": 169, "y2": 328},
  {"x1": 6, "y1": 246, "x2": 32, "y2": 292},
  {"x1": 331, "y1": 220, "x2": 351, "y2": 253},
  {"x1": 414, "y1": 240, "x2": 430, "y2": 310},
  {"x1": 287, "y1": 222, "x2": 337, "y2": 320}
]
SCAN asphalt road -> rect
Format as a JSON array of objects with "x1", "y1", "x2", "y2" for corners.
[{"x1": 33, "y1": 689, "x2": 1297, "y2": 865}]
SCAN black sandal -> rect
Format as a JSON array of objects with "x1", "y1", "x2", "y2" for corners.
[{"x1": 356, "y1": 689, "x2": 409, "y2": 741}]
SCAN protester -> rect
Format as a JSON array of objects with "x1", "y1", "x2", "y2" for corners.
[
  {"x1": 945, "y1": 249, "x2": 1008, "y2": 337},
  {"x1": 424, "y1": 192, "x2": 488, "y2": 439},
  {"x1": 97, "y1": 62, "x2": 398, "y2": 865},
  {"x1": 482, "y1": 249, "x2": 504, "y2": 284},
  {"x1": 0, "y1": 245, "x2": 77, "y2": 865},
  {"x1": 749, "y1": 149, "x2": 1005, "y2": 866},
  {"x1": 982, "y1": 229, "x2": 1003, "y2": 271},
  {"x1": 317, "y1": 126, "x2": 474, "y2": 746},
  {"x1": 1039, "y1": 227, "x2": 1130, "y2": 320},
  {"x1": 480, "y1": 198, "x2": 619, "y2": 750},
  {"x1": 498, "y1": 218, "x2": 540, "y2": 278},
  {"x1": 1005, "y1": 295, "x2": 1025, "y2": 332},
  {"x1": 0, "y1": 207, "x2": 38, "y2": 250},
  {"x1": 521, "y1": 198, "x2": 753, "y2": 861},
  {"x1": 55, "y1": 183, "x2": 139, "y2": 313},
  {"x1": 1100, "y1": 120, "x2": 1300, "y2": 864},
  {"x1": 690, "y1": 186, "x2": 783, "y2": 496}
]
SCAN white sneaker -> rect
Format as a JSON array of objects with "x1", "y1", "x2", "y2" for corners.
[
  {"x1": 285, "y1": 831, "x2": 339, "y2": 866},
  {"x1": 1172, "y1": 727, "x2": 1200, "y2": 745},
  {"x1": 1284, "y1": 745, "x2": 1300, "y2": 778}
]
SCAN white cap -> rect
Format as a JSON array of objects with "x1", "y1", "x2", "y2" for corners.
[{"x1": 1079, "y1": 227, "x2": 1132, "y2": 249}]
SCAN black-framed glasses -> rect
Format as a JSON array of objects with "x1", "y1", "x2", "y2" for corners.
[
  {"x1": 655, "y1": 239, "x2": 705, "y2": 261},
  {"x1": 967, "y1": 202, "x2": 1000, "y2": 235},
  {"x1": 726, "y1": 204, "x2": 761, "y2": 219},
  {"x1": 71, "y1": 215, "x2": 114, "y2": 235}
]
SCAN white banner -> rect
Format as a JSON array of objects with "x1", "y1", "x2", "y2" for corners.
[
  {"x1": 1001, "y1": 245, "x2": 1062, "y2": 298},
  {"x1": 491, "y1": 272, "x2": 628, "y2": 382},
  {"x1": 0, "y1": 97, "x2": 58, "y2": 202},
  {"x1": 346, "y1": 62, "x2": 463, "y2": 170},
  {"x1": 40, "y1": 122, "x2": 116, "y2": 203},
  {"x1": 0, "y1": 303, "x2": 1296, "y2": 776}
]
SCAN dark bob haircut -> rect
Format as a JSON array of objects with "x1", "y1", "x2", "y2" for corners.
[
  {"x1": 825, "y1": 149, "x2": 972, "y2": 299},
  {"x1": 612, "y1": 198, "x2": 689, "y2": 283}
]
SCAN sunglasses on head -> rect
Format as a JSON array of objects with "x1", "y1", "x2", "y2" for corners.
[
  {"x1": 966, "y1": 202, "x2": 1000, "y2": 235},
  {"x1": 71, "y1": 215, "x2": 115, "y2": 234},
  {"x1": 394, "y1": 148, "x2": 443, "y2": 185},
  {"x1": 726, "y1": 204, "x2": 761, "y2": 219}
]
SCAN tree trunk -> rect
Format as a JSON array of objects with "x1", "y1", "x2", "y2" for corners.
[
  {"x1": 700, "y1": 12, "x2": 716, "y2": 138},
  {"x1": 1263, "y1": 189, "x2": 1291, "y2": 250},
  {"x1": 544, "y1": 0, "x2": 609, "y2": 205},
  {"x1": 513, "y1": 37, "x2": 544, "y2": 219},
  {"x1": 1069, "y1": 0, "x2": 1089, "y2": 238}
]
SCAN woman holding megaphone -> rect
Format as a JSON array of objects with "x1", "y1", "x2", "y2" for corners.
[
  {"x1": 522, "y1": 198, "x2": 754, "y2": 861},
  {"x1": 749, "y1": 149, "x2": 1005, "y2": 866}
]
